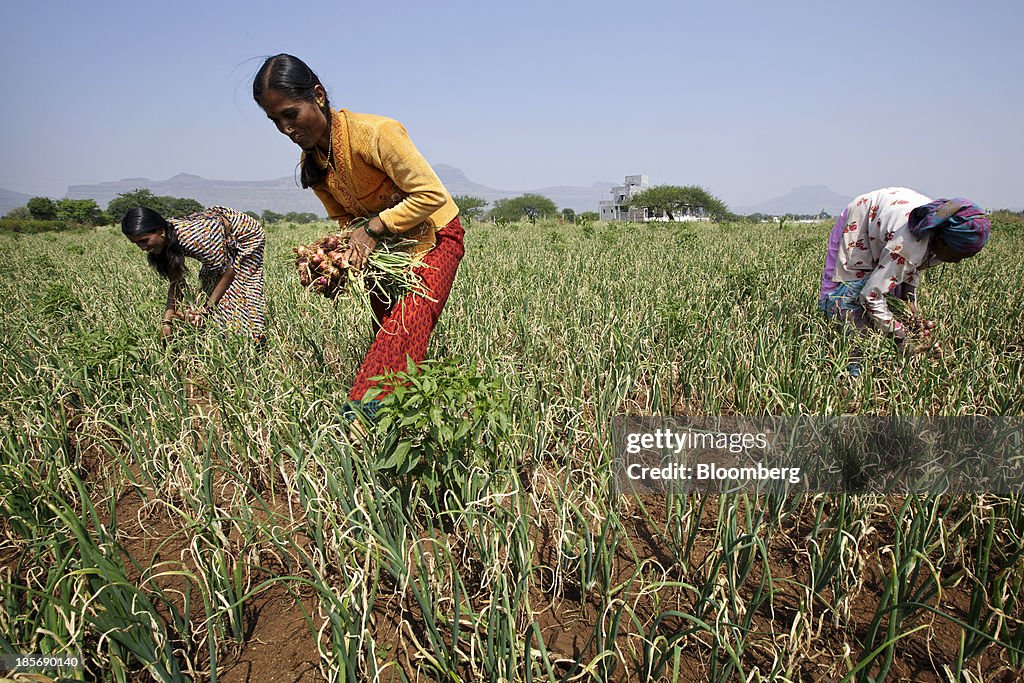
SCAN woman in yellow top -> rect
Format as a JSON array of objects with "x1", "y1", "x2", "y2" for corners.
[{"x1": 253, "y1": 54, "x2": 464, "y2": 416}]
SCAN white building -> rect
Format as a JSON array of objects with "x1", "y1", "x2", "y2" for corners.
[
  {"x1": 599, "y1": 174, "x2": 710, "y2": 222},
  {"x1": 599, "y1": 174, "x2": 648, "y2": 222}
]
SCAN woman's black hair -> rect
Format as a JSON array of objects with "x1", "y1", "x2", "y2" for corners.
[
  {"x1": 121, "y1": 206, "x2": 186, "y2": 281},
  {"x1": 253, "y1": 53, "x2": 332, "y2": 189}
]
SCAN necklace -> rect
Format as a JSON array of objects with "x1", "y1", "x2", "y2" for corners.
[{"x1": 318, "y1": 132, "x2": 333, "y2": 171}]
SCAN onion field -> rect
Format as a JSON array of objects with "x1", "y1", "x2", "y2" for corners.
[{"x1": 1, "y1": 214, "x2": 1023, "y2": 682}]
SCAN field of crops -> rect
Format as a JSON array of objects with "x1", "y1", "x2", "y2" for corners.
[{"x1": 1, "y1": 214, "x2": 1023, "y2": 682}]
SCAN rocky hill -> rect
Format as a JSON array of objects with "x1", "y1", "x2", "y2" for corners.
[
  {"x1": 733, "y1": 185, "x2": 851, "y2": 217},
  {"x1": 7, "y1": 173, "x2": 862, "y2": 219},
  {"x1": 57, "y1": 166, "x2": 617, "y2": 216},
  {"x1": 0, "y1": 187, "x2": 33, "y2": 215},
  {"x1": 65, "y1": 173, "x2": 324, "y2": 216}
]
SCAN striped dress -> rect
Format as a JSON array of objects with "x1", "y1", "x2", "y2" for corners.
[{"x1": 170, "y1": 206, "x2": 266, "y2": 339}]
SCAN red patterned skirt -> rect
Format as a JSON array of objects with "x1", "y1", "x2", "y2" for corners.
[{"x1": 348, "y1": 217, "x2": 465, "y2": 401}]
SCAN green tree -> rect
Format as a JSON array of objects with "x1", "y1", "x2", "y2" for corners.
[
  {"x1": 3, "y1": 206, "x2": 31, "y2": 220},
  {"x1": 244, "y1": 210, "x2": 261, "y2": 221},
  {"x1": 107, "y1": 188, "x2": 163, "y2": 224},
  {"x1": 561, "y1": 208, "x2": 576, "y2": 224},
  {"x1": 107, "y1": 188, "x2": 203, "y2": 224},
  {"x1": 488, "y1": 193, "x2": 558, "y2": 224},
  {"x1": 284, "y1": 211, "x2": 318, "y2": 224},
  {"x1": 27, "y1": 197, "x2": 58, "y2": 220},
  {"x1": 452, "y1": 195, "x2": 488, "y2": 225},
  {"x1": 623, "y1": 185, "x2": 679, "y2": 220},
  {"x1": 262, "y1": 210, "x2": 284, "y2": 224},
  {"x1": 55, "y1": 199, "x2": 105, "y2": 225},
  {"x1": 161, "y1": 197, "x2": 203, "y2": 218},
  {"x1": 625, "y1": 184, "x2": 732, "y2": 222}
]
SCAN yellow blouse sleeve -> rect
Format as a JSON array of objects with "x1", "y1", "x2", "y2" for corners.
[
  {"x1": 372, "y1": 120, "x2": 449, "y2": 233},
  {"x1": 312, "y1": 184, "x2": 355, "y2": 228}
]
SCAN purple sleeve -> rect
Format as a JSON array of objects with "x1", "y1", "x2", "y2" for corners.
[{"x1": 819, "y1": 208, "x2": 848, "y2": 298}]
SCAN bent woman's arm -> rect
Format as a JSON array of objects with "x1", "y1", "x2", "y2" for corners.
[
  {"x1": 372, "y1": 120, "x2": 449, "y2": 232},
  {"x1": 312, "y1": 185, "x2": 356, "y2": 227},
  {"x1": 203, "y1": 207, "x2": 255, "y2": 312},
  {"x1": 860, "y1": 249, "x2": 918, "y2": 338},
  {"x1": 205, "y1": 263, "x2": 236, "y2": 312},
  {"x1": 161, "y1": 277, "x2": 185, "y2": 338},
  {"x1": 896, "y1": 282, "x2": 921, "y2": 318}
]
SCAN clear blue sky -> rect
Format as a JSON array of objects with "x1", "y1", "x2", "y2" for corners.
[{"x1": 2, "y1": 0, "x2": 1022, "y2": 208}]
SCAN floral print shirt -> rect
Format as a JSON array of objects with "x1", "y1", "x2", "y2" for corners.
[{"x1": 832, "y1": 187, "x2": 938, "y2": 332}]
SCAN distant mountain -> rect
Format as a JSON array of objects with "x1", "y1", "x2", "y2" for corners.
[
  {"x1": 734, "y1": 185, "x2": 851, "y2": 217},
  {"x1": 434, "y1": 165, "x2": 616, "y2": 213},
  {"x1": 62, "y1": 167, "x2": 619, "y2": 216},
  {"x1": 0, "y1": 187, "x2": 33, "y2": 215},
  {"x1": 529, "y1": 182, "x2": 619, "y2": 214},
  {"x1": 66, "y1": 173, "x2": 325, "y2": 216},
  {"x1": 433, "y1": 165, "x2": 515, "y2": 202}
]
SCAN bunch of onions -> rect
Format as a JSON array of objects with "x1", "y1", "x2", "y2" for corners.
[
  {"x1": 904, "y1": 316, "x2": 944, "y2": 357},
  {"x1": 294, "y1": 218, "x2": 434, "y2": 317},
  {"x1": 905, "y1": 316, "x2": 937, "y2": 337}
]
